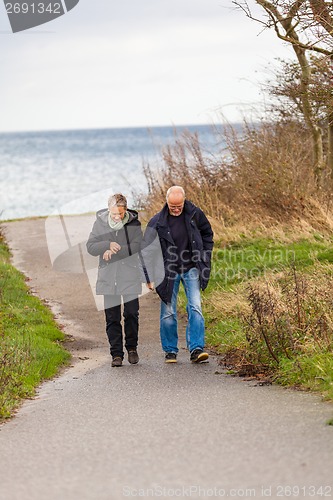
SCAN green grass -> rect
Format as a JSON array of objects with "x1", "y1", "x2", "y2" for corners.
[
  {"x1": 205, "y1": 236, "x2": 333, "y2": 298},
  {"x1": 0, "y1": 234, "x2": 70, "y2": 420},
  {"x1": 277, "y1": 353, "x2": 333, "y2": 400},
  {"x1": 207, "y1": 238, "x2": 329, "y2": 290},
  {"x1": 201, "y1": 235, "x2": 333, "y2": 400}
]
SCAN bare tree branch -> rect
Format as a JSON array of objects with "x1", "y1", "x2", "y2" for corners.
[
  {"x1": 233, "y1": 0, "x2": 329, "y2": 178},
  {"x1": 309, "y1": 0, "x2": 333, "y2": 36},
  {"x1": 288, "y1": 0, "x2": 306, "y2": 19}
]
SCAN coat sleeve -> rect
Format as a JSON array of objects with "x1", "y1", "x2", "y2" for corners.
[
  {"x1": 139, "y1": 218, "x2": 164, "y2": 284},
  {"x1": 197, "y1": 209, "x2": 214, "y2": 260},
  {"x1": 86, "y1": 221, "x2": 111, "y2": 257}
]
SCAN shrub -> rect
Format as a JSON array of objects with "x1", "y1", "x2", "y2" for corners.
[
  {"x1": 245, "y1": 264, "x2": 333, "y2": 370},
  {"x1": 138, "y1": 120, "x2": 322, "y2": 226}
]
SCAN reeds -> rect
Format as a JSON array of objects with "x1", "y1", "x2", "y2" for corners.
[{"x1": 138, "y1": 120, "x2": 331, "y2": 232}]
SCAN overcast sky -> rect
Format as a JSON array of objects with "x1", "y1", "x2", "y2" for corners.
[{"x1": 0, "y1": 0, "x2": 293, "y2": 132}]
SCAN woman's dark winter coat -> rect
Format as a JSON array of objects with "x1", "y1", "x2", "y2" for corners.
[
  {"x1": 86, "y1": 209, "x2": 142, "y2": 296},
  {"x1": 141, "y1": 200, "x2": 214, "y2": 304}
]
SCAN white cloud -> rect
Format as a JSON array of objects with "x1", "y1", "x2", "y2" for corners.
[{"x1": 0, "y1": 0, "x2": 293, "y2": 131}]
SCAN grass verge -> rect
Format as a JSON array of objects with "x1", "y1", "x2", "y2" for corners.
[
  {"x1": 200, "y1": 235, "x2": 333, "y2": 400},
  {"x1": 0, "y1": 231, "x2": 70, "y2": 420}
]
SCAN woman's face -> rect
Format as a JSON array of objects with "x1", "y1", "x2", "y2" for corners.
[{"x1": 109, "y1": 206, "x2": 126, "y2": 222}]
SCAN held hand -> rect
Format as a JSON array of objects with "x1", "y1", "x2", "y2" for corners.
[
  {"x1": 103, "y1": 250, "x2": 112, "y2": 261},
  {"x1": 110, "y1": 242, "x2": 121, "y2": 254},
  {"x1": 146, "y1": 282, "x2": 155, "y2": 291}
]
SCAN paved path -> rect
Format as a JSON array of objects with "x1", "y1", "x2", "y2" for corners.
[{"x1": 1, "y1": 216, "x2": 333, "y2": 500}]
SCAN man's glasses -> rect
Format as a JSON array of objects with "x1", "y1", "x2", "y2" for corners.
[{"x1": 168, "y1": 204, "x2": 184, "y2": 211}]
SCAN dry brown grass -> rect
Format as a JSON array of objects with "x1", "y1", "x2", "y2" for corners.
[
  {"x1": 137, "y1": 120, "x2": 333, "y2": 240},
  {"x1": 140, "y1": 129, "x2": 230, "y2": 220},
  {"x1": 244, "y1": 263, "x2": 333, "y2": 365},
  {"x1": 204, "y1": 287, "x2": 251, "y2": 319}
]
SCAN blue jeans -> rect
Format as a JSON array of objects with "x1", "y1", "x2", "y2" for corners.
[{"x1": 160, "y1": 267, "x2": 205, "y2": 354}]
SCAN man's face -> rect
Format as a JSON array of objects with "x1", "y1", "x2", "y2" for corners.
[{"x1": 167, "y1": 193, "x2": 185, "y2": 216}]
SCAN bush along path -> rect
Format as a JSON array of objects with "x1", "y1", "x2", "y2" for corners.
[
  {"x1": 200, "y1": 236, "x2": 333, "y2": 404},
  {"x1": 0, "y1": 229, "x2": 70, "y2": 420}
]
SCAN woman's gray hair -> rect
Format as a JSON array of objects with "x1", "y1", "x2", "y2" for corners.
[
  {"x1": 166, "y1": 186, "x2": 185, "y2": 201},
  {"x1": 108, "y1": 193, "x2": 127, "y2": 209}
]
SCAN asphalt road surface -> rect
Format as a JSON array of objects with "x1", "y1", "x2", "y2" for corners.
[{"x1": 0, "y1": 216, "x2": 332, "y2": 500}]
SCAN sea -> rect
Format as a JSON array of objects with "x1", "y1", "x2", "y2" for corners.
[{"x1": 0, "y1": 124, "x2": 226, "y2": 221}]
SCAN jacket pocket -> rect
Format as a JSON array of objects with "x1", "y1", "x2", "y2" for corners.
[{"x1": 96, "y1": 262, "x2": 115, "y2": 295}]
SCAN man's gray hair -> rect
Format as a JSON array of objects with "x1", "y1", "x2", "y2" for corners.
[{"x1": 166, "y1": 186, "x2": 186, "y2": 201}]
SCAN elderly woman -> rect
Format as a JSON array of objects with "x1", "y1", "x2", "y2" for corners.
[{"x1": 87, "y1": 193, "x2": 142, "y2": 367}]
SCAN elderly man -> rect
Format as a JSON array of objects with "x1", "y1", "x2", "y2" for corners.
[{"x1": 141, "y1": 186, "x2": 214, "y2": 363}]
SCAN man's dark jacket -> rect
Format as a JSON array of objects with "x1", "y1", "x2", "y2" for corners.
[{"x1": 141, "y1": 200, "x2": 214, "y2": 304}]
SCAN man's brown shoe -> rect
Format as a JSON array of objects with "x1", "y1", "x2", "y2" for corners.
[
  {"x1": 111, "y1": 357, "x2": 123, "y2": 367},
  {"x1": 128, "y1": 350, "x2": 139, "y2": 364}
]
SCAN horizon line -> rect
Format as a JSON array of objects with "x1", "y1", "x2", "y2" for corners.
[{"x1": 0, "y1": 121, "x2": 241, "y2": 136}]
